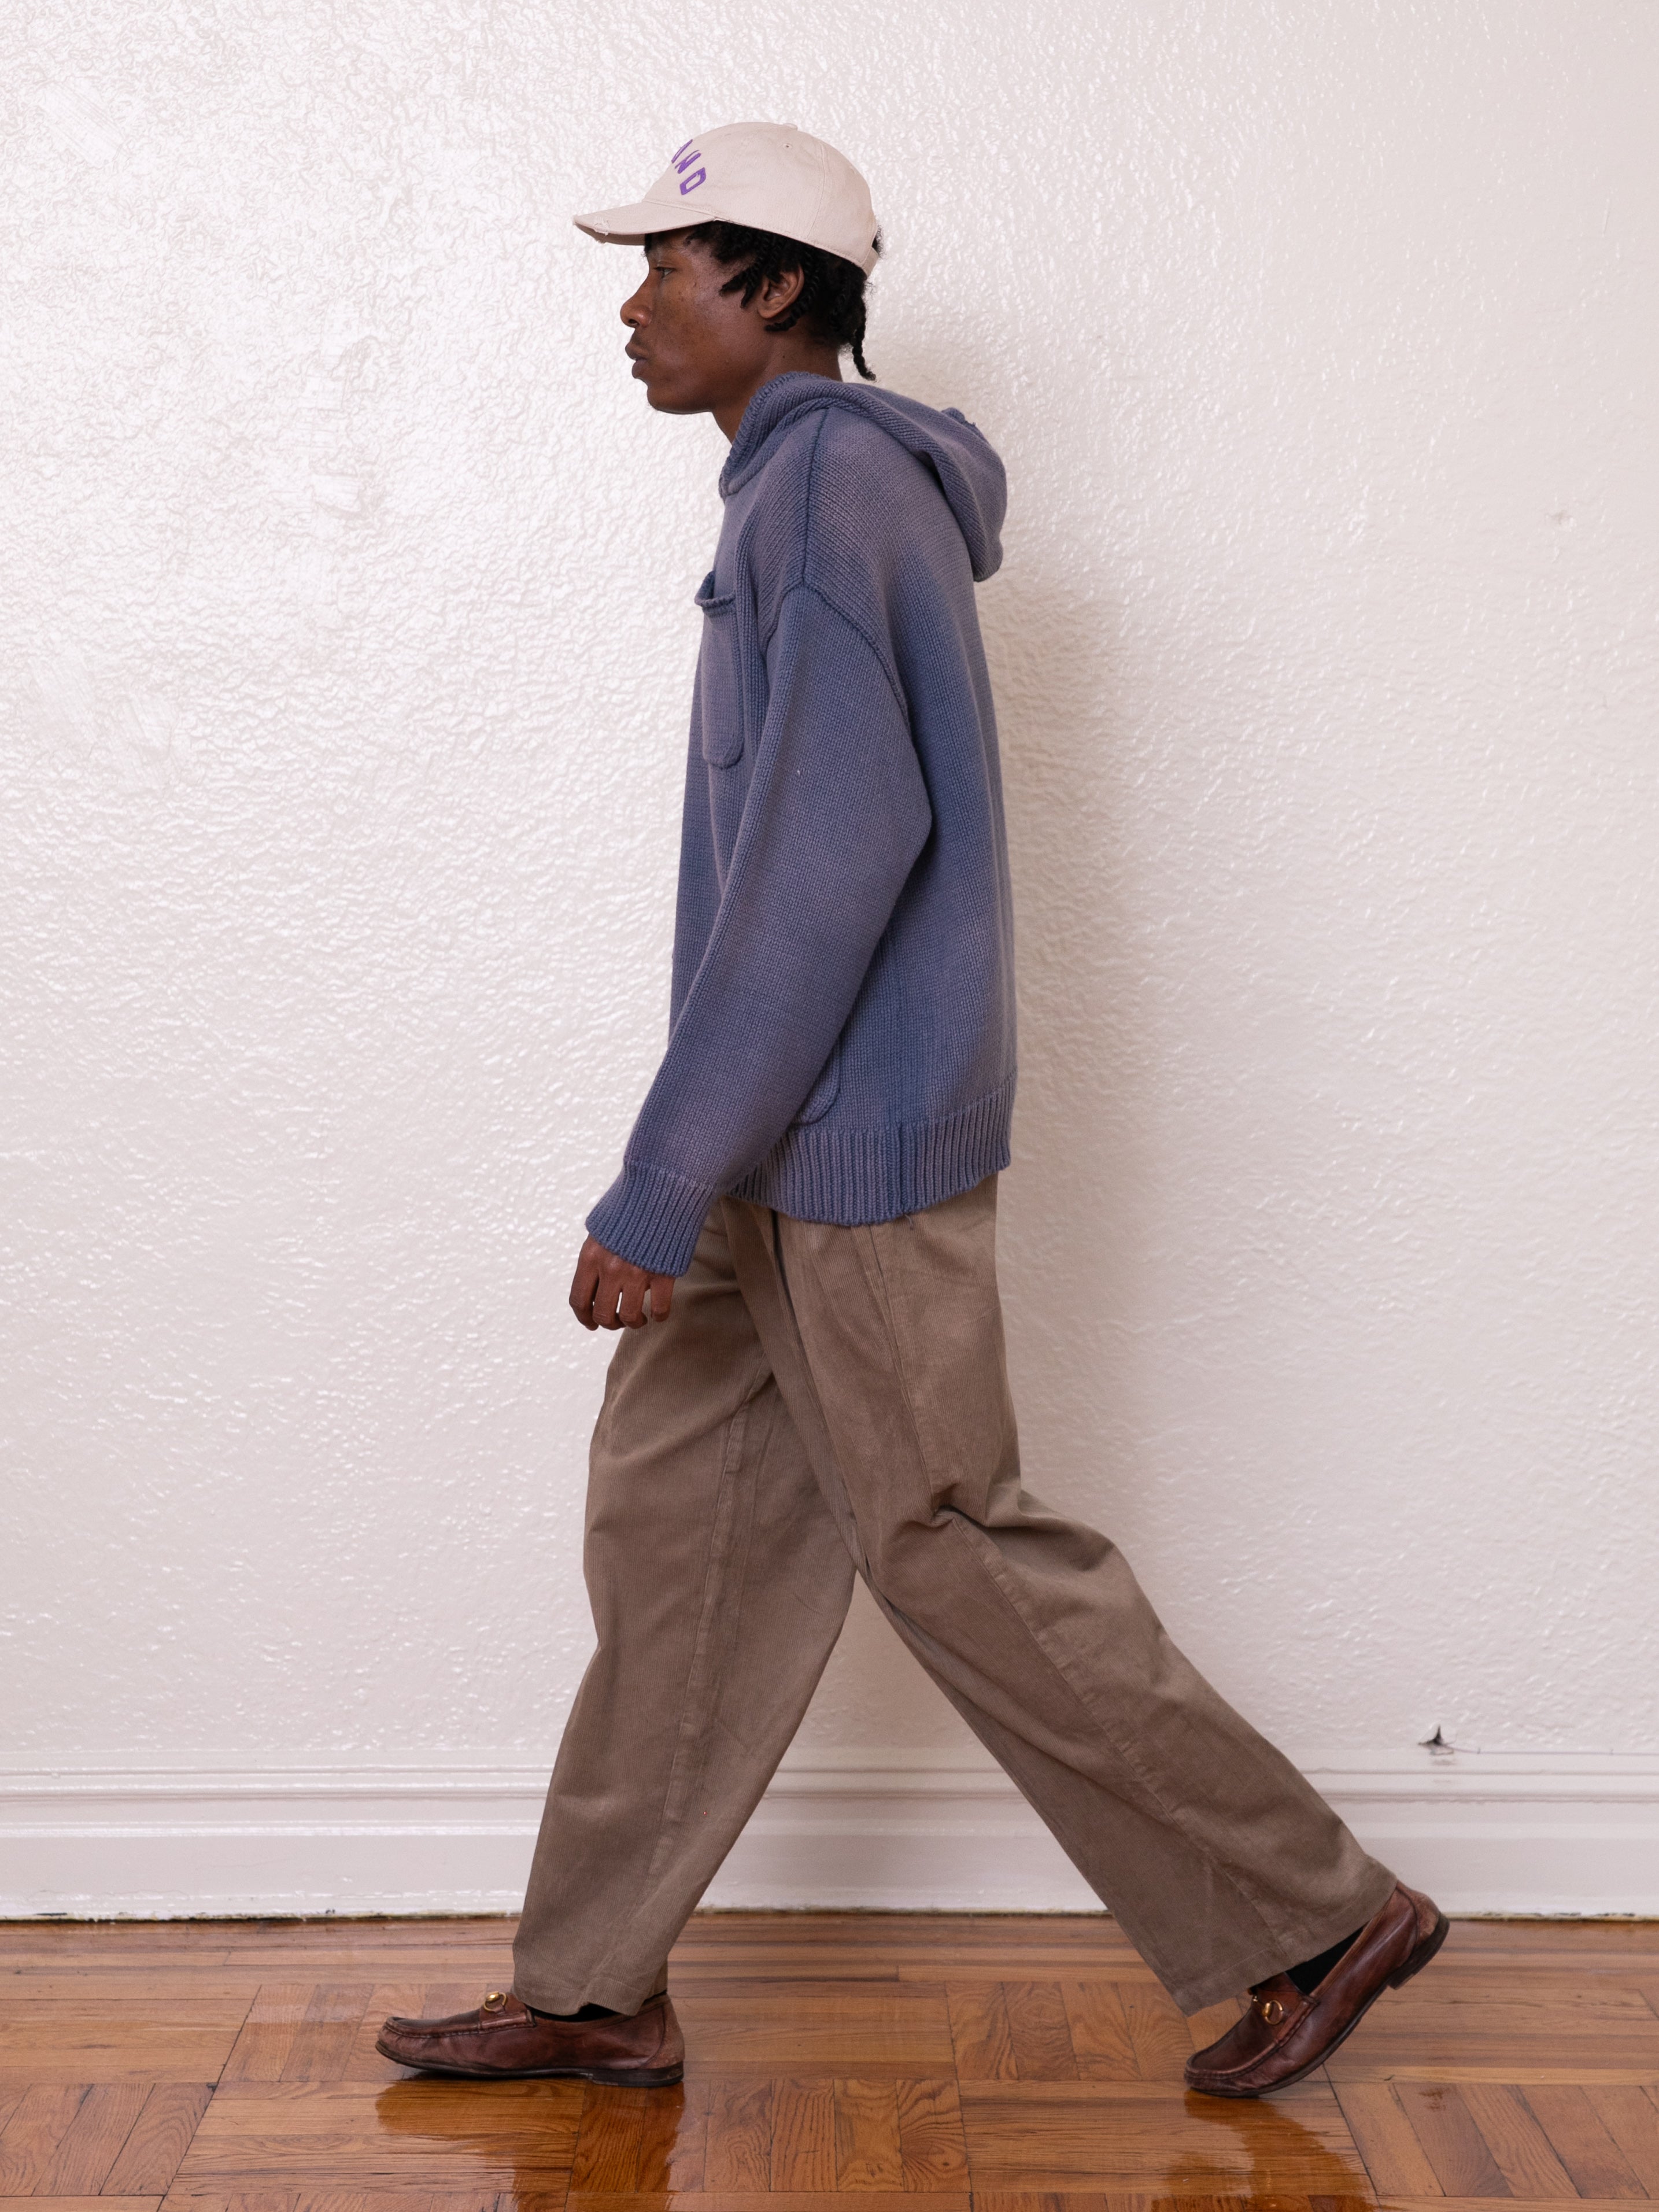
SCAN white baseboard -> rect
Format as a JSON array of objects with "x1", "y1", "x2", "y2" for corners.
[{"x1": 3, "y1": 1746, "x2": 1657, "y2": 1921}]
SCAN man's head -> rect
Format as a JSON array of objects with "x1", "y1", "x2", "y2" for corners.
[
  {"x1": 574, "y1": 124, "x2": 880, "y2": 434},
  {"x1": 620, "y1": 221, "x2": 877, "y2": 426}
]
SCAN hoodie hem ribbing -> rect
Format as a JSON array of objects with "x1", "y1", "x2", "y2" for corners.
[
  {"x1": 588, "y1": 1077, "x2": 1017, "y2": 1279},
  {"x1": 728, "y1": 1074, "x2": 1015, "y2": 1228}
]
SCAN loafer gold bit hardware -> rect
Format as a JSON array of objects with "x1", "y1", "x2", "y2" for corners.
[{"x1": 482, "y1": 1990, "x2": 508, "y2": 2012}]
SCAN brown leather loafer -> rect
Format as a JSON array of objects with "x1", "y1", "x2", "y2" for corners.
[
  {"x1": 375, "y1": 1988, "x2": 683, "y2": 2084},
  {"x1": 1185, "y1": 1881, "x2": 1448, "y2": 2098}
]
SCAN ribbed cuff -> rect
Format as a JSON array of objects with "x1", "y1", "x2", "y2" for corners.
[{"x1": 585, "y1": 1161, "x2": 719, "y2": 1279}]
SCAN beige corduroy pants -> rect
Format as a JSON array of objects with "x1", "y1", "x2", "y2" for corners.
[{"x1": 512, "y1": 1177, "x2": 1393, "y2": 2017}]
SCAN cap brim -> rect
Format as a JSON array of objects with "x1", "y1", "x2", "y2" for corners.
[
  {"x1": 573, "y1": 196, "x2": 749, "y2": 245},
  {"x1": 572, "y1": 199, "x2": 877, "y2": 275}
]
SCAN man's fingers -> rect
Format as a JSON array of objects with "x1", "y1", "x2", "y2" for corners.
[
  {"x1": 594, "y1": 1259, "x2": 626, "y2": 1328},
  {"x1": 570, "y1": 1237, "x2": 678, "y2": 1331},
  {"x1": 568, "y1": 1241, "x2": 602, "y2": 1331},
  {"x1": 616, "y1": 1267, "x2": 650, "y2": 1329}
]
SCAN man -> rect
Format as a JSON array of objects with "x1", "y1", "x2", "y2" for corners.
[{"x1": 377, "y1": 121, "x2": 1444, "y2": 2100}]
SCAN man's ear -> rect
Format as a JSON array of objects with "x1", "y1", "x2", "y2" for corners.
[{"x1": 754, "y1": 262, "x2": 807, "y2": 328}]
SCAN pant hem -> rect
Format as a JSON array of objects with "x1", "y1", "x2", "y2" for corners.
[
  {"x1": 509, "y1": 1964, "x2": 670, "y2": 2018},
  {"x1": 1159, "y1": 1859, "x2": 1399, "y2": 2014}
]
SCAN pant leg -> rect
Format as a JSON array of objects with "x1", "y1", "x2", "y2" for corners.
[
  {"x1": 721, "y1": 1178, "x2": 1396, "y2": 2015},
  {"x1": 511, "y1": 1206, "x2": 855, "y2": 2014}
]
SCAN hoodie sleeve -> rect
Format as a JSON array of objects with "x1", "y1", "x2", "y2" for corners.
[{"x1": 585, "y1": 582, "x2": 932, "y2": 1276}]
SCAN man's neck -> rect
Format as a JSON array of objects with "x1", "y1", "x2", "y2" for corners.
[{"x1": 714, "y1": 350, "x2": 844, "y2": 442}]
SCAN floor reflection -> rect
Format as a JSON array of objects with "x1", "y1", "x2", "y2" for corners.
[
  {"x1": 374, "y1": 2070, "x2": 1373, "y2": 2206},
  {"x1": 1165, "y1": 2086, "x2": 1374, "y2": 2203},
  {"x1": 375, "y1": 2073, "x2": 693, "y2": 2204},
  {"x1": 375, "y1": 2073, "x2": 596, "y2": 2200}
]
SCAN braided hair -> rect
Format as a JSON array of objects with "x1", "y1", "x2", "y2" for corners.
[{"x1": 666, "y1": 220, "x2": 879, "y2": 381}]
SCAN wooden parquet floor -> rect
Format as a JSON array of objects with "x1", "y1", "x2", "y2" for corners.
[{"x1": 2, "y1": 1912, "x2": 1657, "y2": 2211}]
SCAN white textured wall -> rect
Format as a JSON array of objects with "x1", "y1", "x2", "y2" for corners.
[{"x1": 5, "y1": 2, "x2": 1657, "y2": 1909}]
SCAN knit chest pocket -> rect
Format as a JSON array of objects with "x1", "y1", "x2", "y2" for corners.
[{"x1": 693, "y1": 571, "x2": 745, "y2": 768}]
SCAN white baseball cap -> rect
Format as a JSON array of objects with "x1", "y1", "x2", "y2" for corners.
[{"x1": 574, "y1": 121, "x2": 880, "y2": 276}]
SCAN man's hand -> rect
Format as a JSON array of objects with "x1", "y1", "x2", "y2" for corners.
[{"x1": 569, "y1": 1234, "x2": 677, "y2": 1331}]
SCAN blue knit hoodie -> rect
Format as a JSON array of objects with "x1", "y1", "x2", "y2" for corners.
[{"x1": 586, "y1": 371, "x2": 1016, "y2": 1277}]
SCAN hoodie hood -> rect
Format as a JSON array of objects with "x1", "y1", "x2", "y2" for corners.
[{"x1": 722, "y1": 373, "x2": 1006, "y2": 582}]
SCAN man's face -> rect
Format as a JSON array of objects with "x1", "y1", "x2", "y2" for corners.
[{"x1": 620, "y1": 233, "x2": 778, "y2": 416}]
